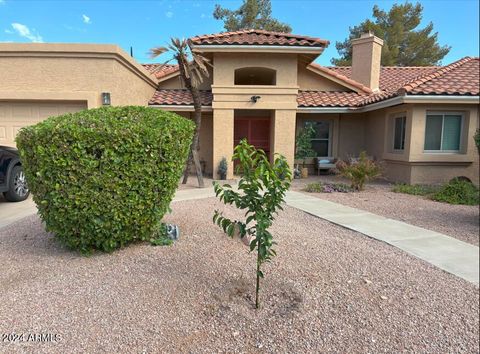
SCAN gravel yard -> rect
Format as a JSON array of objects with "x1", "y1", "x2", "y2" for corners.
[
  {"x1": 0, "y1": 198, "x2": 478, "y2": 353},
  {"x1": 292, "y1": 176, "x2": 480, "y2": 246}
]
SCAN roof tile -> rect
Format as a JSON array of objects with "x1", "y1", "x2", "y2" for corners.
[{"x1": 189, "y1": 29, "x2": 329, "y2": 47}]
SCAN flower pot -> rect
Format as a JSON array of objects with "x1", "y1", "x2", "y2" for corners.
[{"x1": 301, "y1": 167, "x2": 309, "y2": 178}]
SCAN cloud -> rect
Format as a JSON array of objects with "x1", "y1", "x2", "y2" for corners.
[
  {"x1": 165, "y1": 11, "x2": 173, "y2": 18},
  {"x1": 82, "y1": 14, "x2": 91, "y2": 24},
  {"x1": 4, "y1": 29, "x2": 13, "y2": 34},
  {"x1": 11, "y1": 23, "x2": 43, "y2": 42}
]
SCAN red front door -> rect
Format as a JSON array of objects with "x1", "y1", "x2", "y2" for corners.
[{"x1": 234, "y1": 118, "x2": 270, "y2": 156}]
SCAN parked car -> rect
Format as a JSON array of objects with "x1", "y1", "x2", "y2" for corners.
[{"x1": 0, "y1": 146, "x2": 29, "y2": 202}]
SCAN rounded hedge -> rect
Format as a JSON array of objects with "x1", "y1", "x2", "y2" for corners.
[{"x1": 16, "y1": 106, "x2": 194, "y2": 253}]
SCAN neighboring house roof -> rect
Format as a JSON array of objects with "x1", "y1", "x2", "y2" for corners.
[
  {"x1": 189, "y1": 29, "x2": 329, "y2": 47},
  {"x1": 147, "y1": 57, "x2": 479, "y2": 108},
  {"x1": 143, "y1": 64, "x2": 180, "y2": 80}
]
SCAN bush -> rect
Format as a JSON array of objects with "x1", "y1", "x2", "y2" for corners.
[
  {"x1": 337, "y1": 151, "x2": 382, "y2": 191},
  {"x1": 16, "y1": 106, "x2": 194, "y2": 253},
  {"x1": 474, "y1": 129, "x2": 480, "y2": 154},
  {"x1": 392, "y1": 183, "x2": 440, "y2": 196},
  {"x1": 432, "y1": 178, "x2": 479, "y2": 205}
]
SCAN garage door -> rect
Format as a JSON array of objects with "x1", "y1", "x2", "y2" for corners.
[{"x1": 0, "y1": 101, "x2": 87, "y2": 147}]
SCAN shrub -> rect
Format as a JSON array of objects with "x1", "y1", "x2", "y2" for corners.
[
  {"x1": 218, "y1": 157, "x2": 228, "y2": 180},
  {"x1": 432, "y1": 178, "x2": 479, "y2": 205},
  {"x1": 295, "y1": 123, "x2": 316, "y2": 168},
  {"x1": 213, "y1": 139, "x2": 291, "y2": 309},
  {"x1": 392, "y1": 183, "x2": 440, "y2": 196},
  {"x1": 474, "y1": 129, "x2": 480, "y2": 154},
  {"x1": 16, "y1": 106, "x2": 194, "y2": 253},
  {"x1": 337, "y1": 151, "x2": 382, "y2": 191}
]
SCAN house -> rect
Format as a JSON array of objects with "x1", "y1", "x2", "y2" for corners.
[{"x1": 1, "y1": 30, "x2": 478, "y2": 185}]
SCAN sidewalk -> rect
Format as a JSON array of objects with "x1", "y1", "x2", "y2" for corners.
[{"x1": 285, "y1": 191, "x2": 479, "y2": 285}]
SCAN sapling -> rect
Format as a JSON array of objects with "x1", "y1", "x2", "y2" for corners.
[{"x1": 213, "y1": 139, "x2": 291, "y2": 309}]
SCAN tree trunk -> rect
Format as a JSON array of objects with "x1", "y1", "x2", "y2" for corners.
[{"x1": 177, "y1": 54, "x2": 205, "y2": 188}]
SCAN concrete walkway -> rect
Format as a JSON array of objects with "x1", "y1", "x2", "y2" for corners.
[
  {"x1": 286, "y1": 191, "x2": 479, "y2": 285},
  {"x1": 1, "y1": 187, "x2": 478, "y2": 285},
  {"x1": 0, "y1": 197, "x2": 37, "y2": 229}
]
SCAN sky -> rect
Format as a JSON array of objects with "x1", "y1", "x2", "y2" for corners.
[{"x1": 0, "y1": 0, "x2": 478, "y2": 66}]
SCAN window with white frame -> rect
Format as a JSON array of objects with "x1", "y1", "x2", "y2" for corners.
[
  {"x1": 305, "y1": 120, "x2": 331, "y2": 157},
  {"x1": 424, "y1": 112, "x2": 463, "y2": 152},
  {"x1": 393, "y1": 114, "x2": 407, "y2": 151}
]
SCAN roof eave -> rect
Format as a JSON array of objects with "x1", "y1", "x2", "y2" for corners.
[{"x1": 190, "y1": 44, "x2": 325, "y2": 55}]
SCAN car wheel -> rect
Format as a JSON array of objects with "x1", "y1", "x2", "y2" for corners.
[{"x1": 4, "y1": 165, "x2": 30, "y2": 202}]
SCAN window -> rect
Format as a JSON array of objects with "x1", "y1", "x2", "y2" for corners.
[
  {"x1": 234, "y1": 67, "x2": 276, "y2": 85},
  {"x1": 424, "y1": 113, "x2": 463, "y2": 152},
  {"x1": 306, "y1": 121, "x2": 331, "y2": 157},
  {"x1": 393, "y1": 115, "x2": 406, "y2": 151}
]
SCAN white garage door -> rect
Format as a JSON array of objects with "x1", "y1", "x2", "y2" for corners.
[{"x1": 0, "y1": 101, "x2": 87, "y2": 147}]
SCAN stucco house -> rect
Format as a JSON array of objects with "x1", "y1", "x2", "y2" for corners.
[{"x1": 1, "y1": 29, "x2": 478, "y2": 184}]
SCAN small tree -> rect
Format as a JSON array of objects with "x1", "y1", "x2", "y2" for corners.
[
  {"x1": 295, "y1": 123, "x2": 316, "y2": 169},
  {"x1": 213, "y1": 139, "x2": 291, "y2": 309},
  {"x1": 337, "y1": 151, "x2": 381, "y2": 191}
]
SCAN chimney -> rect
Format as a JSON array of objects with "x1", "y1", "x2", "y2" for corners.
[{"x1": 351, "y1": 32, "x2": 383, "y2": 92}]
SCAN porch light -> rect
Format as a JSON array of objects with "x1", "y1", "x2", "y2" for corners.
[
  {"x1": 250, "y1": 95, "x2": 261, "y2": 103},
  {"x1": 101, "y1": 92, "x2": 111, "y2": 106}
]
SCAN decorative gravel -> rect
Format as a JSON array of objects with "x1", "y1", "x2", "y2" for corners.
[
  {"x1": 292, "y1": 176, "x2": 480, "y2": 246},
  {"x1": 0, "y1": 198, "x2": 478, "y2": 353}
]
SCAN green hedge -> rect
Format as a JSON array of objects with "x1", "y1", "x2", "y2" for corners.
[{"x1": 16, "y1": 106, "x2": 194, "y2": 253}]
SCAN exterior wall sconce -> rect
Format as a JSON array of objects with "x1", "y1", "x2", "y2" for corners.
[
  {"x1": 101, "y1": 92, "x2": 111, "y2": 106},
  {"x1": 250, "y1": 95, "x2": 261, "y2": 103}
]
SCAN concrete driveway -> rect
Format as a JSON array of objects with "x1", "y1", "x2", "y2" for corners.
[{"x1": 0, "y1": 195, "x2": 37, "y2": 229}]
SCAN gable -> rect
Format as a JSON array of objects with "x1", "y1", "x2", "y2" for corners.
[{"x1": 297, "y1": 65, "x2": 352, "y2": 92}]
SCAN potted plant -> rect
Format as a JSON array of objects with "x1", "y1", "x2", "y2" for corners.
[
  {"x1": 295, "y1": 123, "x2": 316, "y2": 178},
  {"x1": 218, "y1": 157, "x2": 228, "y2": 180}
]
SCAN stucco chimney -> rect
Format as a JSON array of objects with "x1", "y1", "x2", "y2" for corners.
[{"x1": 351, "y1": 32, "x2": 384, "y2": 92}]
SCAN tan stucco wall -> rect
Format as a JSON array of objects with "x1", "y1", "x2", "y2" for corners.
[
  {"x1": 212, "y1": 109, "x2": 234, "y2": 179},
  {"x1": 212, "y1": 52, "x2": 298, "y2": 87},
  {"x1": 351, "y1": 35, "x2": 383, "y2": 91},
  {"x1": 364, "y1": 103, "x2": 479, "y2": 184},
  {"x1": 0, "y1": 43, "x2": 157, "y2": 108},
  {"x1": 157, "y1": 68, "x2": 213, "y2": 90},
  {"x1": 297, "y1": 66, "x2": 349, "y2": 91}
]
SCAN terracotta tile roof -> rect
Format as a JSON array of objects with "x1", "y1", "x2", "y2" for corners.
[
  {"x1": 326, "y1": 66, "x2": 440, "y2": 93},
  {"x1": 143, "y1": 64, "x2": 180, "y2": 79},
  {"x1": 148, "y1": 89, "x2": 213, "y2": 106},
  {"x1": 401, "y1": 57, "x2": 480, "y2": 95},
  {"x1": 297, "y1": 91, "x2": 365, "y2": 107},
  {"x1": 190, "y1": 29, "x2": 329, "y2": 47}
]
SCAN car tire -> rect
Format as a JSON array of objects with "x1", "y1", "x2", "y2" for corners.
[{"x1": 3, "y1": 165, "x2": 30, "y2": 202}]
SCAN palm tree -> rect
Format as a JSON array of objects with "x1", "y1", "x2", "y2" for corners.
[{"x1": 150, "y1": 38, "x2": 211, "y2": 188}]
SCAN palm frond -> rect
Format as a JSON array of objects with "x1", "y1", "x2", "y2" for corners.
[{"x1": 148, "y1": 46, "x2": 168, "y2": 59}]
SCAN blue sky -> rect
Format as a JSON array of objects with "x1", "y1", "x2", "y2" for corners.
[{"x1": 1, "y1": 0, "x2": 478, "y2": 66}]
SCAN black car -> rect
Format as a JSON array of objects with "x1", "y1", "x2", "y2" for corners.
[{"x1": 0, "y1": 146, "x2": 29, "y2": 202}]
